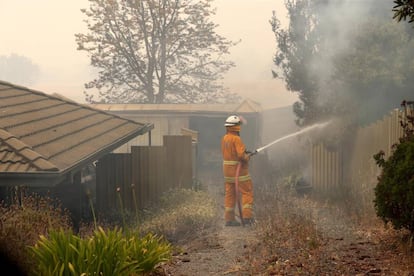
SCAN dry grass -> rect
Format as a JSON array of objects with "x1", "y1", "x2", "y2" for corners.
[
  {"x1": 0, "y1": 188, "x2": 217, "y2": 275},
  {"x1": 138, "y1": 188, "x2": 218, "y2": 243},
  {"x1": 247, "y1": 184, "x2": 324, "y2": 274},
  {"x1": 242, "y1": 177, "x2": 414, "y2": 275},
  {"x1": 3, "y1": 176, "x2": 413, "y2": 275},
  {"x1": 0, "y1": 193, "x2": 72, "y2": 274}
]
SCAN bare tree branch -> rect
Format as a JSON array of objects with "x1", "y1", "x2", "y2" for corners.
[{"x1": 77, "y1": 0, "x2": 240, "y2": 103}]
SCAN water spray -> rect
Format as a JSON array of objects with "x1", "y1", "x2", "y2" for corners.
[{"x1": 250, "y1": 120, "x2": 331, "y2": 155}]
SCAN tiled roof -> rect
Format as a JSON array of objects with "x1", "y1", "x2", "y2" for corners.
[
  {"x1": 0, "y1": 129, "x2": 58, "y2": 172},
  {"x1": 0, "y1": 81, "x2": 153, "y2": 174}
]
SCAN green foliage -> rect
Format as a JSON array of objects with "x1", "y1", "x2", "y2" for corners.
[
  {"x1": 1, "y1": 187, "x2": 213, "y2": 275},
  {"x1": 271, "y1": 0, "x2": 414, "y2": 127},
  {"x1": 270, "y1": 0, "x2": 321, "y2": 126},
  {"x1": 30, "y1": 227, "x2": 172, "y2": 276},
  {"x1": 332, "y1": 19, "x2": 414, "y2": 125},
  {"x1": 393, "y1": 0, "x2": 414, "y2": 23},
  {"x1": 0, "y1": 193, "x2": 72, "y2": 274},
  {"x1": 128, "y1": 232, "x2": 172, "y2": 272},
  {"x1": 374, "y1": 101, "x2": 414, "y2": 234}
]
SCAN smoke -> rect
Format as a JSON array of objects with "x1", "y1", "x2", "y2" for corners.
[
  {"x1": 306, "y1": 0, "x2": 410, "y2": 125},
  {"x1": 0, "y1": 54, "x2": 40, "y2": 86},
  {"x1": 310, "y1": 1, "x2": 376, "y2": 92},
  {"x1": 260, "y1": 0, "x2": 414, "y2": 191}
]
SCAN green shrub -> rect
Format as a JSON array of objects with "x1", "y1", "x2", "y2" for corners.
[
  {"x1": 374, "y1": 101, "x2": 414, "y2": 234},
  {"x1": 374, "y1": 137, "x2": 414, "y2": 233},
  {"x1": 30, "y1": 226, "x2": 171, "y2": 276},
  {"x1": 128, "y1": 232, "x2": 173, "y2": 273}
]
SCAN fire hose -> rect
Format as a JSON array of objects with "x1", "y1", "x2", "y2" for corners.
[
  {"x1": 235, "y1": 162, "x2": 244, "y2": 226},
  {"x1": 234, "y1": 121, "x2": 331, "y2": 226},
  {"x1": 235, "y1": 151, "x2": 257, "y2": 227}
]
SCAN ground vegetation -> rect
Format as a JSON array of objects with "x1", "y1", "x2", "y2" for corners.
[
  {"x1": 155, "y1": 171, "x2": 414, "y2": 275},
  {"x1": 2, "y1": 171, "x2": 414, "y2": 275}
]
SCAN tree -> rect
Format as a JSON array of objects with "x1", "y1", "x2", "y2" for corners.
[
  {"x1": 270, "y1": 0, "x2": 321, "y2": 126},
  {"x1": 331, "y1": 19, "x2": 414, "y2": 125},
  {"x1": 0, "y1": 54, "x2": 40, "y2": 86},
  {"x1": 76, "y1": 0, "x2": 239, "y2": 104},
  {"x1": 393, "y1": 0, "x2": 414, "y2": 23},
  {"x1": 271, "y1": 0, "x2": 414, "y2": 126}
]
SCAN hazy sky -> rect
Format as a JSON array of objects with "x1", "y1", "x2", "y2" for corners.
[{"x1": 0, "y1": 0, "x2": 297, "y2": 108}]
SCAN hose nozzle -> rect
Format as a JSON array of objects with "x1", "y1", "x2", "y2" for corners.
[{"x1": 246, "y1": 149, "x2": 258, "y2": 156}]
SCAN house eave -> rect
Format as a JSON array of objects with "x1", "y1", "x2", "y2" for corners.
[
  {"x1": 0, "y1": 171, "x2": 66, "y2": 187},
  {"x1": 60, "y1": 122, "x2": 154, "y2": 176},
  {"x1": 0, "y1": 123, "x2": 154, "y2": 187}
]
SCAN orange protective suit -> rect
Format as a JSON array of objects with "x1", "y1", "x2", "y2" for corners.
[{"x1": 221, "y1": 125, "x2": 253, "y2": 223}]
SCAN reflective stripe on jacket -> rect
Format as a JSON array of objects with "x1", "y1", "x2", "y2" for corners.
[{"x1": 221, "y1": 131, "x2": 250, "y2": 183}]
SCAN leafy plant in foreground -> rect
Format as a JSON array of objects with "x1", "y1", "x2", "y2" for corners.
[
  {"x1": 30, "y1": 227, "x2": 171, "y2": 276},
  {"x1": 374, "y1": 101, "x2": 414, "y2": 234}
]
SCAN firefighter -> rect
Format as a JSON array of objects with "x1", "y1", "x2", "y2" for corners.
[{"x1": 221, "y1": 115, "x2": 255, "y2": 226}]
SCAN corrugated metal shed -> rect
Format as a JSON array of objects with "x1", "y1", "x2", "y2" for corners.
[{"x1": 0, "y1": 81, "x2": 153, "y2": 186}]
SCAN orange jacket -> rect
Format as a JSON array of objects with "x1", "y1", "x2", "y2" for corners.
[{"x1": 221, "y1": 130, "x2": 250, "y2": 182}]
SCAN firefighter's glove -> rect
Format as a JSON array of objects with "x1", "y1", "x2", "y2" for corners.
[{"x1": 242, "y1": 153, "x2": 250, "y2": 163}]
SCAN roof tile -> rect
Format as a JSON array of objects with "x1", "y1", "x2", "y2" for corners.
[
  {"x1": 0, "y1": 80, "x2": 152, "y2": 176},
  {"x1": 0, "y1": 129, "x2": 14, "y2": 141},
  {"x1": 3, "y1": 137, "x2": 29, "y2": 151}
]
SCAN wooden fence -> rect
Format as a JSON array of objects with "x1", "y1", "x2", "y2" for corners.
[
  {"x1": 95, "y1": 135, "x2": 193, "y2": 214},
  {"x1": 311, "y1": 108, "x2": 406, "y2": 204},
  {"x1": 311, "y1": 144, "x2": 343, "y2": 194}
]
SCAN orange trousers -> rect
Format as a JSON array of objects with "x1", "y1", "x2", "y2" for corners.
[{"x1": 224, "y1": 179, "x2": 253, "y2": 222}]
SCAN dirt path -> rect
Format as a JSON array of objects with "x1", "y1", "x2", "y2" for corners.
[
  {"x1": 159, "y1": 172, "x2": 414, "y2": 275},
  {"x1": 163, "y1": 172, "x2": 259, "y2": 275},
  {"x1": 165, "y1": 223, "x2": 259, "y2": 275},
  {"x1": 245, "y1": 195, "x2": 414, "y2": 275}
]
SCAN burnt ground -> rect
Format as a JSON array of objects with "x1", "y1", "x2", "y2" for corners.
[{"x1": 156, "y1": 172, "x2": 414, "y2": 276}]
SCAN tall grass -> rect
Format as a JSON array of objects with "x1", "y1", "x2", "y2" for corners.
[
  {"x1": 139, "y1": 188, "x2": 217, "y2": 242},
  {"x1": 0, "y1": 193, "x2": 72, "y2": 274}
]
